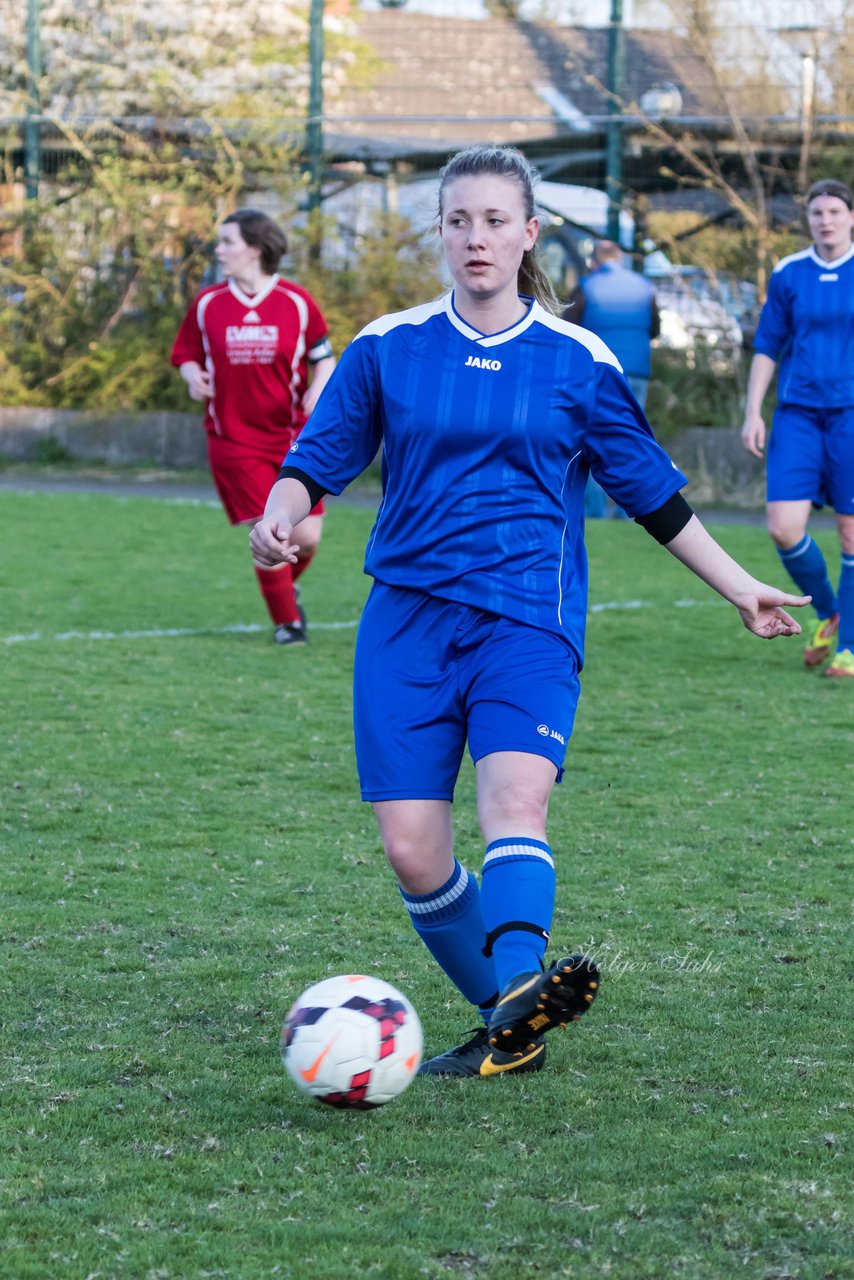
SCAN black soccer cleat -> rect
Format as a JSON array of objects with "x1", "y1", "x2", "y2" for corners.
[
  {"x1": 487, "y1": 955, "x2": 600, "y2": 1056},
  {"x1": 273, "y1": 622, "x2": 307, "y2": 646},
  {"x1": 417, "y1": 1026, "x2": 546, "y2": 1078}
]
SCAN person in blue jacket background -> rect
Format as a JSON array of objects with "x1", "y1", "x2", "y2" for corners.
[{"x1": 566, "y1": 240, "x2": 659, "y2": 517}]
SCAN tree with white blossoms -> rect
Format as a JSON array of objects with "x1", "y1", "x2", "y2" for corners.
[
  {"x1": 0, "y1": 0, "x2": 418, "y2": 409},
  {"x1": 0, "y1": 0, "x2": 374, "y2": 407},
  {"x1": 0, "y1": 0, "x2": 317, "y2": 119}
]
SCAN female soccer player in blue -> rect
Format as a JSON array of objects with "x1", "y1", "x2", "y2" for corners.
[
  {"x1": 251, "y1": 146, "x2": 807, "y2": 1079},
  {"x1": 741, "y1": 178, "x2": 854, "y2": 678}
]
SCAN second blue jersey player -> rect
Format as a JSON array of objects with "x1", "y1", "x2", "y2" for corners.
[
  {"x1": 252, "y1": 145, "x2": 808, "y2": 1080},
  {"x1": 742, "y1": 178, "x2": 854, "y2": 678}
]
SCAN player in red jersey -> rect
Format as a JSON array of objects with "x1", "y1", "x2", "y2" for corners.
[{"x1": 171, "y1": 209, "x2": 335, "y2": 644}]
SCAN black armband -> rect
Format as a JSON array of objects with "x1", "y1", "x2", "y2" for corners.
[
  {"x1": 277, "y1": 465, "x2": 329, "y2": 509},
  {"x1": 308, "y1": 336, "x2": 333, "y2": 364},
  {"x1": 634, "y1": 491, "x2": 694, "y2": 544}
]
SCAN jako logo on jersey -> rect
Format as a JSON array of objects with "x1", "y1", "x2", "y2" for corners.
[
  {"x1": 537, "y1": 724, "x2": 565, "y2": 745},
  {"x1": 819, "y1": 273, "x2": 839, "y2": 282},
  {"x1": 464, "y1": 355, "x2": 502, "y2": 371},
  {"x1": 226, "y1": 325, "x2": 278, "y2": 342}
]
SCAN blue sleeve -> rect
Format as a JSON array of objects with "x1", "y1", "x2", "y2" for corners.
[
  {"x1": 752, "y1": 268, "x2": 791, "y2": 361},
  {"x1": 583, "y1": 363, "x2": 687, "y2": 518},
  {"x1": 284, "y1": 336, "x2": 383, "y2": 494}
]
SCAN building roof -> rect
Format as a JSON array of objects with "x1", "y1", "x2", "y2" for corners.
[{"x1": 327, "y1": 11, "x2": 723, "y2": 149}]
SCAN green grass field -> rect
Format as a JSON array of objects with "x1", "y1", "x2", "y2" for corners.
[{"x1": 1, "y1": 489, "x2": 851, "y2": 1280}]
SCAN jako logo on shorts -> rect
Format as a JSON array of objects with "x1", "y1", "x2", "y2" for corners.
[{"x1": 537, "y1": 724, "x2": 565, "y2": 745}]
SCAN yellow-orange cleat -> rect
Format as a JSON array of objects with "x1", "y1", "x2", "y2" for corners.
[
  {"x1": 825, "y1": 647, "x2": 854, "y2": 679},
  {"x1": 803, "y1": 613, "x2": 839, "y2": 667}
]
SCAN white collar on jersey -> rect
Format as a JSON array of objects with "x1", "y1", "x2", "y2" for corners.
[
  {"x1": 227, "y1": 274, "x2": 281, "y2": 308},
  {"x1": 444, "y1": 290, "x2": 538, "y2": 348},
  {"x1": 808, "y1": 244, "x2": 854, "y2": 271}
]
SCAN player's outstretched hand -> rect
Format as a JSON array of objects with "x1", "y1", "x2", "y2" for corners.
[
  {"x1": 249, "y1": 519, "x2": 300, "y2": 569},
  {"x1": 734, "y1": 584, "x2": 811, "y2": 638}
]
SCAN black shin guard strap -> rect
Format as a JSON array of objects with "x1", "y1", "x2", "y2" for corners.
[{"x1": 482, "y1": 921, "x2": 550, "y2": 959}]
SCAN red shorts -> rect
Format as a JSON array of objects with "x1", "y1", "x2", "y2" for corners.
[{"x1": 207, "y1": 436, "x2": 325, "y2": 525}]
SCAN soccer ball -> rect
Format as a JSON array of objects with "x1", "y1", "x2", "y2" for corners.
[{"x1": 281, "y1": 974, "x2": 423, "y2": 1109}]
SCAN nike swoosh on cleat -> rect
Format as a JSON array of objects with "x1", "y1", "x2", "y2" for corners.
[
  {"x1": 479, "y1": 1044, "x2": 544, "y2": 1076},
  {"x1": 299, "y1": 1037, "x2": 336, "y2": 1084},
  {"x1": 496, "y1": 975, "x2": 539, "y2": 1006}
]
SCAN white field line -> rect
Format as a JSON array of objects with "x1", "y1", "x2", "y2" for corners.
[
  {"x1": 2, "y1": 598, "x2": 726, "y2": 647},
  {"x1": 588, "y1": 598, "x2": 726, "y2": 613},
  {"x1": 1, "y1": 486, "x2": 220, "y2": 508}
]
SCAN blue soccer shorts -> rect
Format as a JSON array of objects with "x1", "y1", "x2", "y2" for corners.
[
  {"x1": 353, "y1": 582, "x2": 581, "y2": 802},
  {"x1": 767, "y1": 405, "x2": 854, "y2": 513}
]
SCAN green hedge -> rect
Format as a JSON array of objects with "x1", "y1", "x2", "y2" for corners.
[
  {"x1": 2, "y1": 213, "x2": 753, "y2": 434},
  {"x1": 646, "y1": 346, "x2": 747, "y2": 438},
  {"x1": 0, "y1": 316, "x2": 751, "y2": 434}
]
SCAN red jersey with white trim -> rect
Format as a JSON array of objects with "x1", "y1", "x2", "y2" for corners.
[{"x1": 171, "y1": 276, "x2": 332, "y2": 451}]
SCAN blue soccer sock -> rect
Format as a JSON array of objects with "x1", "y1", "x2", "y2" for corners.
[
  {"x1": 400, "y1": 861, "x2": 498, "y2": 1020},
  {"x1": 837, "y1": 554, "x2": 854, "y2": 651},
  {"x1": 777, "y1": 536, "x2": 838, "y2": 619},
  {"x1": 480, "y1": 838, "x2": 556, "y2": 995}
]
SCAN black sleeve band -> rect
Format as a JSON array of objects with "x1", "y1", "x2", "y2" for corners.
[
  {"x1": 277, "y1": 465, "x2": 329, "y2": 509},
  {"x1": 307, "y1": 336, "x2": 333, "y2": 364},
  {"x1": 635, "y1": 491, "x2": 694, "y2": 544}
]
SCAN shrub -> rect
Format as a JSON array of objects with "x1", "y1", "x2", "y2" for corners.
[
  {"x1": 0, "y1": 208, "x2": 445, "y2": 410},
  {"x1": 646, "y1": 346, "x2": 746, "y2": 438}
]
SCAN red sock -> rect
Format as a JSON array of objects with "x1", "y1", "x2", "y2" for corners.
[
  {"x1": 254, "y1": 566, "x2": 299, "y2": 626},
  {"x1": 292, "y1": 550, "x2": 315, "y2": 582}
]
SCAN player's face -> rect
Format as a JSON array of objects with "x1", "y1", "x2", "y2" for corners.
[
  {"x1": 439, "y1": 174, "x2": 538, "y2": 306},
  {"x1": 215, "y1": 224, "x2": 262, "y2": 280},
  {"x1": 807, "y1": 195, "x2": 854, "y2": 261}
]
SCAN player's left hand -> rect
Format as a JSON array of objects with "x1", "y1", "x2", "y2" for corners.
[{"x1": 734, "y1": 585, "x2": 811, "y2": 638}]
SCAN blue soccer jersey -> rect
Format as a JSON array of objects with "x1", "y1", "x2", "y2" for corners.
[
  {"x1": 753, "y1": 245, "x2": 854, "y2": 408},
  {"x1": 286, "y1": 291, "x2": 686, "y2": 664}
]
